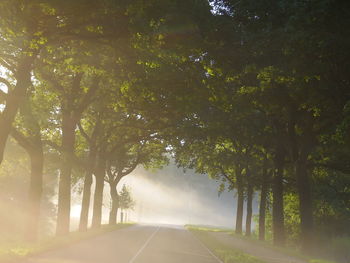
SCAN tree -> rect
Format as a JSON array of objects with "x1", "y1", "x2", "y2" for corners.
[
  {"x1": 37, "y1": 46, "x2": 101, "y2": 235},
  {"x1": 10, "y1": 97, "x2": 44, "y2": 242},
  {"x1": 119, "y1": 184, "x2": 134, "y2": 223},
  {"x1": 77, "y1": 118, "x2": 100, "y2": 232},
  {"x1": 0, "y1": 0, "x2": 113, "y2": 165}
]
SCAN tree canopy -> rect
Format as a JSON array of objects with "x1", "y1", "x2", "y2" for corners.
[{"x1": 0, "y1": 0, "x2": 349, "y2": 260}]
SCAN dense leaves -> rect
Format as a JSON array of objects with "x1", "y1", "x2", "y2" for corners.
[{"x1": 0, "y1": 0, "x2": 349, "y2": 260}]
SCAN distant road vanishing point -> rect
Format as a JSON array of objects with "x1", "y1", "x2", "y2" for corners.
[{"x1": 21, "y1": 225, "x2": 222, "y2": 263}]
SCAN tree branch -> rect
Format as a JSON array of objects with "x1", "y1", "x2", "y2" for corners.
[
  {"x1": 38, "y1": 69, "x2": 65, "y2": 94},
  {"x1": 42, "y1": 139, "x2": 62, "y2": 152},
  {"x1": 315, "y1": 162, "x2": 350, "y2": 174},
  {"x1": 0, "y1": 58, "x2": 16, "y2": 73},
  {"x1": 70, "y1": 72, "x2": 84, "y2": 105},
  {"x1": 43, "y1": 139, "x2": 87, "y2": 168},
  {"x1": 0, "y1": 77, "x2": 13, "y2": 91},
  {"x1": 120, "y1": 154, "x2": 141, "y2": 177},
  {"x1": 11, "y1": 128, "x2": 33, "y2": 152},
  {"x1": 78, "y1": 121, "x2": 91, "y2": 143},
  {"x1": 218, "y1": 166, "x2": 235, "y2": 185},
  {"x1": 107, "y1": 134, "x2": 152, "y2": 157},
  {"x1": 105, "y1": 166, "x2": 113, "y2": 183},
  {"x1": 76, "y1": 76, "x2": 100, "y2": 116},
  {"x1": 0, "y1": 89, "x2": 7, "y2": 103}
]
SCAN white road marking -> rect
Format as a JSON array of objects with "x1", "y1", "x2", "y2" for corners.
[
  {"x1": 128, "y1": 226, "x2": 160, "y2": 263},
  {"x1": 188, "y1": 230, "x2": 224, "y2": 263}
]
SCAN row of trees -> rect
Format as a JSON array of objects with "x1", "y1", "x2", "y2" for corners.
[
  {"x1": 0, "y1": 0, "x2": 182, "y2": 240},
  {"x1": 0, "y1": 0, "x2": 349, "y2": 256},
  {"x1": 173, "y1": 0, "x2": 350, "y2": 254}
]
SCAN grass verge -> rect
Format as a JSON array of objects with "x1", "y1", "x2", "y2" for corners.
[
  {"x1": 186, "y1": 224, "x2": 234, "y2": 233},
  {"x1": 187, "y1": 226, "x2": 267, "y2": 263},
  {"x1": 0, "y1": 223, "x2": 134, "y2": 262},
  {"x1": 187, "y1": 225, "x2": 337, "y2": 263}
]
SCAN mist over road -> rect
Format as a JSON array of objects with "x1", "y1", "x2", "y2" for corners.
[{"x1": 22, "y1": 225, "x2": 221, "y2": 263}]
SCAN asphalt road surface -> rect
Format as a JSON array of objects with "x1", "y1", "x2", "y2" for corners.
[{"x1": 22, "y1": 225, "x2": 222, "y2": 263}]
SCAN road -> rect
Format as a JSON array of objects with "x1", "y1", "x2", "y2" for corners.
[{"x1": 22, "y1": 225, "x2": 222, "y2": 263}]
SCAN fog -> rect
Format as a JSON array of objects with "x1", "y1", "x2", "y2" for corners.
[
  {"x1": 1, "y1": 144, "x2": 247, "y2": 236},
  {"x1": 70, "y1": 161, "x2": 260, "y2": 230}
]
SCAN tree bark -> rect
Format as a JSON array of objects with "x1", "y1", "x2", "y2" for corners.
[
  {"x1": 120, "y1": 211, "x2": 124, "y2": 223},
  {"x1": 296, "y1": 148, "x2": 314, "y2": 253},
  {"x1": 56, "y1": 113, "x2": 76, "y2": 236},
  {"x1": 11, "y1": 128, "x2": 43, "y2": 242},
  {"x1": 78, "y1": 170, "x2": 93, "y2": 232},
  {"x1": 79, "y1": 147, "x2": 97, "y2": 232},
  {"x1": 259, "y1": 162, "x2": 269, "y2": 241},
  {"x1": 91, "y1": 156, "x2": 105, "y2": 228},
  {"x1": 235, "y1": 166, "x2": 244, "y2": 235},
  {"x1": 0, "y1": 56, "x2": 34, "y2": 165},
  {"x1": 288, "y1": 113, "x2": 315, "y2": 253},
  {"x1": 108, "y1": 182, "x2": 119, "y2": 225},
  {"x1": 272, "y1": 148, "x2": 285, "y2": 246},
  {"x1": 25, "y1": 147, "x2": 44, "y2": 241},
  {"x1": 245, "y1": 168, "x2": 253, "y2": 237}
]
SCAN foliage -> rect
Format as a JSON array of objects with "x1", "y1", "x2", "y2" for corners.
[
  {"x1": 119, "y1": 184, "x2": 135, "y2": 211},
  {"x1": 0, "y1": 0, "x2": 348, "y2": 258}
]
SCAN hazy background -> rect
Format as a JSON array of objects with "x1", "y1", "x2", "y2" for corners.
[
  {"x1": 70, "y1": 160, "x2": 260, "y2": 231},
  {"x1": 0, "y1": 140, "x2": 259, "y2": 237}
]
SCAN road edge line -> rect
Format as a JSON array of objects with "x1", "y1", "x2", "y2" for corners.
[
  {"x1": 187, "y1": 229, "x2": 224, "y2": 263},
  {"x1": 128, "y1": 226, "x2": 160, "y2": 263}
]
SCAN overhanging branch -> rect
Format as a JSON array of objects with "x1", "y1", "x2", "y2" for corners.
[
  {"x1": 0, "y1": 89, "x2": 7, "y2": 103},
  {"x1": 0, "y1": 58, "x2": 16, "y2": 73},
  {"x1": 0, "y1": 77, "x2": 13, "y2": 92},
  {"x1": 11, "y1": 128, "x2": 33, "y2": 151},
  {"x1": 78, "y1": 121, "x2": 92, "y2": 143}
]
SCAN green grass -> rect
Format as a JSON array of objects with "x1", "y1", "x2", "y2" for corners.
[
  {"x1": 229, "y1": 231, "x2": 310, "y2": 261},
  {"x1": 187, "y1": 225, "x2": 338, "y2": 263},
  {"x1": 226, "y1": 232, "x2": 339, "y2": 263},
  {"x1": 185, "y1": 224, "x2": 234, "y2": 233},
  {"x1": 188, "y1": 227, "x2": 267, "y2": 263},
  {"x1": 309, "y1": 260, "x2": 337, "y2": 263},
  {"x1": 0, "y1": 223, "x2": 133, "y2": 262}
]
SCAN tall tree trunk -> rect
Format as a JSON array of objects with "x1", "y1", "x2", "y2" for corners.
[
  {"x1": 259, "y1": 162, "x2": 269, "y2": 241},
  {"x1": 79, "y1": 148, "x2": 97, "y2": 232},
  {"x1": 25, "y1": 147, "x2": 43, "y2": 241},
  {"x1": 78, "y1": 120, "x2": 100, "y2": 232},
  {"x1": 120, "y1": 211, "x2": 124, "y2": 223},
  {"x1": 245, "y1": 168, "x2": 253, "y2": 237},
  {"x1": 296, "y1": 149, "x2": 314, "y2": 253},
  {"x1": 11, "y1": 128, "x2": 43, "y2": 242},
  {"x1": 272, "y1": 148, "x2": 285, "y2": 246},
  {"x1": 109, "y1": 183, "x2": 119, "y2": 225},
  {"x1": 288, "y1": 114, "x2": 315, "y2": 253},
  {"x1": 91, "y1": 156, "x2": 105, "y2": 228},
  {"x1": 235, "y1": 166, "x2": 244, "y2": 235},
  {"x1": 0, "y1": 56, "x2": 34, "y2": 164},
  {"x1": 79, "y1": 170, "x2": 93, "y2": 232},
  {"x1": 56, "y1": 114, "x2": 76, "y2": 236}
]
